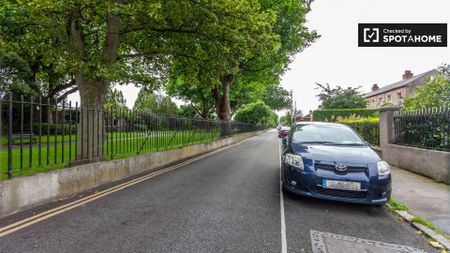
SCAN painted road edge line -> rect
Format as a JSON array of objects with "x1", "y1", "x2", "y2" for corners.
[
  {"x1": 0, "y1": 133, "x2": 263, "y2": 237},
  {"x1": 279, "y1": 140, "x2": 287, "y2": 253}
]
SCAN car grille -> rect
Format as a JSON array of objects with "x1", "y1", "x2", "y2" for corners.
[
  {"x1": 314, "y1": 163, "x2": 367, "y2": 174},
  {"x1": 317, "y1": 187, "x2": 367, "y2": 199}
]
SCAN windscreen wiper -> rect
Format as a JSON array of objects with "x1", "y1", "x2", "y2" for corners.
[{"x1": 299, "y1": 141, "x2": 339, "y2": 145}]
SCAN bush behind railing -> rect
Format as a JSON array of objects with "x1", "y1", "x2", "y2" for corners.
[
  {"x1": 394, "y1": 107, "x2": 450, "y2": 151},
  {"x1": 313, "y1": 108, "x2": 378, "y2": 122},
  {"x1": 340, "y1": 122, "x2": 380, "y2": 146}
]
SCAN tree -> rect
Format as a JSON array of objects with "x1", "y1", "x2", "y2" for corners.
[
  {"x1": 315, "y1": 83, "x2": 367, "y2": 109},
  {"x1": 403, "y1": 65, "x2": 450, "y2": 110},
  {"x1": 177, "y1": 105, "x2": 197, "y2": 118},
  {"x1": 170, "y1": 0, "x2": 317, "y2": 136},
  {"x1": 104, "y1": 88, "x2": 128, "y2": 113},
  {"x1": 263, "y1": 84, "x2": 292, "y2": 111},
  {"x1": 133, "y1": 88, "x2": 178, "y2": 115},
  {"x1": 234, "y1": 101, "x2": 276, "y2": 126},
  {"x1": 269, "y1": 110, "x2": 279, "y2": 127},
  {"x1": 166, "y1": 75, "x2": 215, "y2": 119},
  {"x1": 1, "y1": 0, "x2": 276, "y2": 160},
  {"x1": 280, "y1": 111, "x2": 292, "y2": 126},
  {"x1": 0, "y1": 18, "x2": 77, "y2": 102}
]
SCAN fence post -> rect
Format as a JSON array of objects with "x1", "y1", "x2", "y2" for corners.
[
  {"x1": 8, "y1": 94, "x2": 13, "y2": 179},
  {"x1": 379, "y1": 106, "x2": 400, "y2": 158}
]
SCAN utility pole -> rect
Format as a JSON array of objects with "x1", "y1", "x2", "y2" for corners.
[
  {"x1": 293, "y1": 100, "x2": 297, "y2": 123},
  {"x1": 291, "y1": 90, "x2": 295, "y2": 124}
]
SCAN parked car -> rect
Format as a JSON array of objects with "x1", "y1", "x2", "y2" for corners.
[
  {"x1": 278, "y1": 127, "x2": 290, "y2": 138},
  {"x1": 281, "y1": 122, "x2": 391, "y2": 205}
]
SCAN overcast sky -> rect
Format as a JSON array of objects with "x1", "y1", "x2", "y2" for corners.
[
  {"x1": 282, "y1": 0, "x2": 450, "y2": 114},
  {"x1": 69, "y1": 0, "x2": 450, "y2": 113}
]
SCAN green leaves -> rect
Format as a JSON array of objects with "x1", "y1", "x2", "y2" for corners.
[
  {"x1": 315, "y1": 83, "x2": 368, "y2": 109},
  {"x1": 234, "y1": 100, "x2": 277, "y2": 126},
  {"x1": 1, "y1": 0, "x2": 317, "y2": 123},
  {"x1": 403, "y1": 65, "x2": 450, "y2": 110},
  {"x1": 133, "y1": 88, "x2": 178, "y2": 115}
]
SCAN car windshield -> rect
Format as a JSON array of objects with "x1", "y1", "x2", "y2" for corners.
[{"x1": 292, "y1": 124, "x2": 365, "y2": 145}]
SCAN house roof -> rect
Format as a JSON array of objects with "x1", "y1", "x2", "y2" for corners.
[{"x1": 363, "y1": 69, "x2": 437, "y2": 98}]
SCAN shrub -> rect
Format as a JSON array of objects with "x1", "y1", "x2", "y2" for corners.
[
  {"x1": 337, "y1": 117, "x2": 379, "y2": 124},
  {"x1": 312, "y1": 108, "x2": 378, "y2": 122},
  {"x1": 31, "y1": 123, "x2": 77, "y2": 135},
  {"x1": 338, "y1": 117, "x2": 380, "y2": 146},
  {"x1": 234, "y1": 101, "x2": 276, "y2": 126}
]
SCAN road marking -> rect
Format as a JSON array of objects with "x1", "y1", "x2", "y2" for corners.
[
  {"x1": 0, "y1": 134, "x2": 263, "y2": 238},
  {"x1": 310, "y1": 230, "x2": 427, "y2": 253},
  {"x1": 279, "y1": 140, "x2": 287, "y2": 253}
]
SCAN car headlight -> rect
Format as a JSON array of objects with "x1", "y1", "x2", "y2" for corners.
[
  {"x1": 377, "y1": 160, "x2": 391, "y2": 176},
  {"x1": 284, "y1": 154, "x2": 304, "y2": 170}
]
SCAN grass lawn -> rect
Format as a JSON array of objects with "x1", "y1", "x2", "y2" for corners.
[
  {"x1": 0, "y1": 131, "x2": 183, "y2": 146},
  {"x1": 0, "y1": 130, "x2": 220, "y2": 180}
]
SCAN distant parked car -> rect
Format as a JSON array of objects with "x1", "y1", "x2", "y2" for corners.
[
  {"x1": 278, "y1": 127, "x2": 290, "y2": 138},
  {"x1": 281, "y1": 122, "x2": 391, "y2": 205}
]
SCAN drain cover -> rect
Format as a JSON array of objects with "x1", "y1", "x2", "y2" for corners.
[{"x1": 310, "y1": 230, "x2": 427, "y2": 253}]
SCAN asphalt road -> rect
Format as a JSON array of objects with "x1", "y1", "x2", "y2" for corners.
[{"x1": 0, "y1": 131, "x2": 437, "y2": 252}]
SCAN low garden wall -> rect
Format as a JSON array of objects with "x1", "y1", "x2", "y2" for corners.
[
  {"x1": 379, "y1": 107, "x2": 450, "y2": 184},
  {"x1": 383, "y1": 144, "x2": 450, "y2": 184},
  {"x1": 0, "y1": 130, "x2": 265, "y2": 218}
]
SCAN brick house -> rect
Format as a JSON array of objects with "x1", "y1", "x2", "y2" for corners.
[{"x1": 363, "y1": 69, "x2": 440, "y2": 109}]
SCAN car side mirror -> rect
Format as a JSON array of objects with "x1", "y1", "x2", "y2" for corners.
[{"x1": 282, "y1": 137, "x2": 288, "y2": 146}]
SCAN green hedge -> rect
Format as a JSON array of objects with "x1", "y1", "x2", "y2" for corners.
[
  {"x1": 312, "y1": 108, "x2": 378, "y2": 122},
  {"x1": 338, "y1": 117, "x2": 379, "y2": 124},
  {"x1": 32, "y1": 123, "x2": 77, "y2": 135},
  {"x1": 342, "y1": 122, "x2": 380, "y2": 146}
]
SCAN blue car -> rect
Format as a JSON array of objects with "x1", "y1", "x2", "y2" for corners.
[{"x1": 281, "y1": 122, "x2": 391, "y2": 205}]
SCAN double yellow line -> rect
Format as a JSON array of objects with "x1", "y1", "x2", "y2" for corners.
[{"x1": 0, "y1": 134, "x2": 261, "y2": 238}]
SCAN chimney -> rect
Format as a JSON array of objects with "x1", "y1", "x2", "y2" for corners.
[
  {"x1": 371, "y1": 84, "x2": 379, "y2": 92},
  {"x1": 402, "y1": 70, "x2": 413, "y2": 79}
]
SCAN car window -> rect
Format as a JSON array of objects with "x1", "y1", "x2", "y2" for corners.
[{"x1": 292, "y1": 124, "x2": 364, "y2": 145}]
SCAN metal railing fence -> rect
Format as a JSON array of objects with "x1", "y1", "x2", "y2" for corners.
[
  {"x1": 0, "y1": 94, "x2": 266, "y2": 179},
  {"x1": 394, "y1": 107, "x2": 450, "y2": 151},
  {"x1": 346, "y1": 123, "x2": 380, "y2": 146}
]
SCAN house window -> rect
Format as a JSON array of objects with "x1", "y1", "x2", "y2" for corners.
[
  {"x1": 378, "y1": 97, "x2": 383, "y2": 105},
  {"x1": 397, "y1": 92, "x2": 403, "y2": 105},
  {"x1": 387, "y1": 95, "x2": 391, "y2": 103}
]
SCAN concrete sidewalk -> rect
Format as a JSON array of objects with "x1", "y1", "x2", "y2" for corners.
[{"x1": 391, "y1": 166, "x2": 450, "y2": 235}]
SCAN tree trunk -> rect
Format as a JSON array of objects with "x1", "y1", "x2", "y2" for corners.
[
  {"x1": 69, "y1": 1, "x2": 120, "y2": 162},
  {"x1": 76, "y1": 76, "x2": 108, "y2": 162},
  {"x1": 212, "y1": 75, "x2": 234, "y2": 137}
]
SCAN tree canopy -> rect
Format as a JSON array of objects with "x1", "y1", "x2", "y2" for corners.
[
  {"x1": 403, "y1": 64, "x2": 450, "y2": 110},
  {"x1": 279, "y1": 111, "x2": 292, "y2": 126},
  {"x1": 167, "y1": 0, "x2": 317, "y2": 132},
  {"x1": 104, "y1": 88, "x2": 128, "y2": 112},
  {"x1": 234, "y1": 100, "x2": 277, "y2": 126},
  {"x1": 0, "y1": 0, "x2": 317, "y2": 158},
  {"x1": 133, "y1": 88, "x2": 178, "y2": 115},
  {"x1": 315, "y1": 83, "x2": 367, "y2": 109}
]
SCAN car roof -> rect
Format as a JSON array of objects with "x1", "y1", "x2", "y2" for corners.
[{"x1": 294, "y1": 121, "x2": 347, "y2": 127}]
